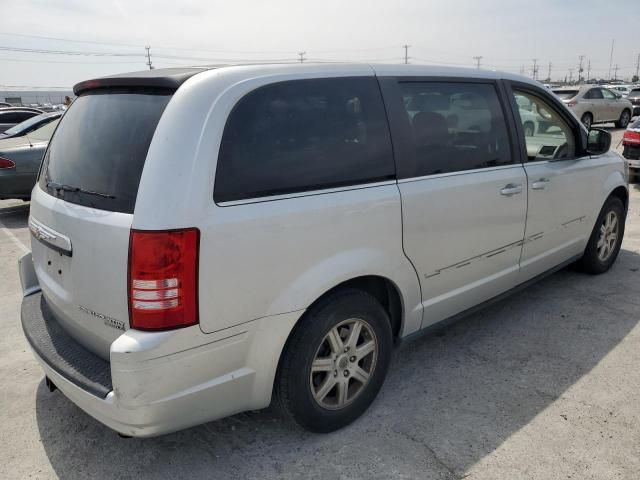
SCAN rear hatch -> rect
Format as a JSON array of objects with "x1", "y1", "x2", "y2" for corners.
[{"x1": 30, "y1": 89, "x2": 172, "y2": 360}]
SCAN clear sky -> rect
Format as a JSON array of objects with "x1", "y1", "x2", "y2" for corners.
[{"x1": 0, "y1": 0, "x2": 639, "y2": 90}]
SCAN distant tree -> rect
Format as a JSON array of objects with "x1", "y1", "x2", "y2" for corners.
[{"x1": 633, "y1": 75, "x2": 639, "y2": 83}]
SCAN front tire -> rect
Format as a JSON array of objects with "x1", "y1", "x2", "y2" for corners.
[
  {"x1": 578, "y1": 196, "x2": 626, "y2": 274},
  {"x1": 275, "y1": 289, "x2": 392, "y2": 432}
]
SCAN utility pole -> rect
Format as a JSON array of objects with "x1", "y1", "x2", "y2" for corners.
[
  {"x1": 473, "y1": 56, "x2": 482, "y2": 69},
  {"x1": 531, "y1": 59, "x2": 538, "y2": 80},
  {"x1": 297, "y1": 51, "x2": 306, "y2": 63},
  {"x1": 578, "y1": 55, "x2": 585, "y2": 83},
  {"x1": 568, "y1": 68, "x2": 574, "y2": 84},
  {"x1": 608, "y1": 39, "x2": 615, "y2": 79},
  {"x1": 403, "y1": 45, "x2": 410, "y2": 64},
  {"x1": 145, "y1": 45, "x2": 154, "y2": 70},
  {"x1": 635, "y1": 53, "x2": 640, "y2": 80},
  {"x1": 547, "y1": 62, "x2": 552, "y2": 82},
  {"x1": 613, "y1": 64, "x2": 620, "y2": 81},
  {"x1": 587, "y1": 60, "x2": 591, "y2": 82}
]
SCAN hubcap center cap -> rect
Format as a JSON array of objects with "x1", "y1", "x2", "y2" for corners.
[{"x1": 337, "y1": 355, "x2": 349, "y2": 369}]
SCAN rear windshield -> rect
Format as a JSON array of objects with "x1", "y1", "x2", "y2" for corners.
[
  {"x1": 3, "y1": 113, "x2": 53, "y2": 136},
  {"x1": 39, "y1": 90, "x2": 171, "y2": 214},
  {"x1": 629, "y1": 89, "x2": 640, "y2": 98},
  {"x1": 553, "y1": 90, "x2": 579, "y2": 100}
]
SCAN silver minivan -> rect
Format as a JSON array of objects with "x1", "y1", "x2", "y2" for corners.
[{"x1": 19, "y1": 64, "x2": 628, "y2": 437}]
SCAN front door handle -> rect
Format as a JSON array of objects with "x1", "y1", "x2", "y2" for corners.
[
  {"x1": 500, "y1": 184, "x2": 523, "y2": 196},
  {"x1": 531, "y1": 178, "x2": 550, "y2": 190}
]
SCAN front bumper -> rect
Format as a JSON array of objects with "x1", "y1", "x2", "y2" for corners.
[{"x1": 19, "y1": 253, "x2": 301, "y2": 437}]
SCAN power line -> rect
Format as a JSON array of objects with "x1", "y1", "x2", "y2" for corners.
[
  {"x1": 0, "y1": 55, "x2": 142, "y2": 65},
  {"x1": 0, "y1": 45, "x2": 141, "y2": 57}
]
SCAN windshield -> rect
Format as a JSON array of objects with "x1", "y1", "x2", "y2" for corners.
[
  {"x1": 28, "y1": 118, "x2": 60, "y2": 142},
  {"x1": 552, "y1": 90, "x2": 579, "y2": 100},
  {"x1": 39, "y1": 90, "x2": 172, "y2": 214},
  {"x1": 628, "y1": 90, "x2": 640, "y2": 98},
  {"x1": 2, "y1": 112, "x2": 53, "y2": 135}
]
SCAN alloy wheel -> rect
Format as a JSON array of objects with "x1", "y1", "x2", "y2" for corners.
[
  {"x1": 597, "y1": 210, "x2": 619, "y2": 262},
  {"x1": 310, "y1": 318, "x2": 378, "y2": 410}
]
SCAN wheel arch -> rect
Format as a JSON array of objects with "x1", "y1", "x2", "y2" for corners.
[{"x1": 607, "y1": 184, "x2": 629, "y2": 211}]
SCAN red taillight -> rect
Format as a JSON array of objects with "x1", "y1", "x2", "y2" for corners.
[
  {"x1": 623, "y1": 130, "x2": 640, "y2": 145},
  {"x1": 128, "y1": 228, "x2": 199, "y2": 330},
  {"x1": 0, "y1": 157, "x2": 15, "y2": 169}
]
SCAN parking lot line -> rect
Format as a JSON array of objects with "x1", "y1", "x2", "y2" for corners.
[{"x1": 0, "y1": 216, "x2": 29, "y2": 255}]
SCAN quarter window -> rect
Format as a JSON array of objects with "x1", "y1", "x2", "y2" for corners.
[
  {"x1": 214, "y1": 77, "x2": 394, "y2": 203},
  {"x1": 512, "y1": 90, "x2": 575, "y2": 161},
  {"x1": 398, "y1": 82, "x2": 512, "y2": 177},
  {"x1": 584, "y1": 88, "x2": 604, "y2": 100},
  {"x1": 601, "y1": 88, "x2": 617, "y2": 100}
]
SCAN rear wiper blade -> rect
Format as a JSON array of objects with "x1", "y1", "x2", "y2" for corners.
[{"x1": 46, "y1": 181, "x2": 115, "y2": 199}]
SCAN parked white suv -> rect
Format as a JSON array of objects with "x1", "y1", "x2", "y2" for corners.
[{"x1": 19, "y1": 64, "x2": 628, "y2": 437}]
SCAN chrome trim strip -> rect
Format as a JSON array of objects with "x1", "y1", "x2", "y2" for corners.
[
  {"x1": 28, "y1": 216, "x2": 72, "y2": 257},
  {"x1": 398, "y1": 164, "x2": 523, "y2": 184},
  {"x1": 217, "y1": 180, "x2": 398, "y2": 207}
]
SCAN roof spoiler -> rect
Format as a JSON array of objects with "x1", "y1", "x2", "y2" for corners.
[{"x1": 73, "y1": 67, "x2": 208, "y2": 96}]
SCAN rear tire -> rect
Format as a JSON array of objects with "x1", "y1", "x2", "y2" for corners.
[
  {"x1": 616, "y1": 109, "x2": 631, "y2": 129},
  {"x1": 578, "y1": 197, "x2": 625, "y2": 274},
  {"x1": 275, "y1": 289, "x2": 392, "y2": 433},
  {"x1": 581, "y1": 113, "x2": 593, "y2": 129},
  {"x1": 523, "y1": 122, "x2": 535, "y2": 137}
]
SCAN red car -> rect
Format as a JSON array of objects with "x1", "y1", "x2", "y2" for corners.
[{"x1": 622, "y1": 117, "x2": 640, "y2": 180}]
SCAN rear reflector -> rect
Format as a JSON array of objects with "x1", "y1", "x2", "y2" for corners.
[
  {"x1": 128, "y1": 228, "x2": 199, "y2": 330},
  {"x1": 0, "y1": 157, "x2": 15, "y2": 169},
  {"x1": 623, "y1": 130, "x2": 640, "y2": 145}
]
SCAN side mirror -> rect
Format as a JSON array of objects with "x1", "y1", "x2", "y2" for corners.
[{"x1": 586, "y1": 128, "x2": 611, "y2": 155}]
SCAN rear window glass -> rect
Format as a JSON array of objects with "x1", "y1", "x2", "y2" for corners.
[
  {"x1": 3, "y1": 113, "x2": 52, "y2": 135},
  {"x1": 628, "y1": 89, "x2": 640, "y2": 98},
  {"x1": 214, "y1": 77, "x2": 394, "y2": 203},
  {"x1": 39, "y1": 90, "x2": 171, "y2": 214},
  {"x1": 553, "y1": 90, "x2": 579, "y2": 100},
  {"x1": 398, "y1": 82, "x2": 512, "y2": 177}
]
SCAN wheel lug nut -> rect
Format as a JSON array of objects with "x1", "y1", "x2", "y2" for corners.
[
  {"x1": 350, "y1": 356, "x2": 356, "y2": 362},
  {"x1": 334, "y1": 370, "x2": 338, "y2": 377},
  {"x1": 344, "y1": 347, "x2": 349, "y2": 353},
  {"x1": 343, "y1": 370, "x2": 349, "y2": 377}
]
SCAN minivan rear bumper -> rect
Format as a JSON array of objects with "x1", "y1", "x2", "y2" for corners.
[{"x1": 20, "y1": 255, "x2": 301, "y2": 437}]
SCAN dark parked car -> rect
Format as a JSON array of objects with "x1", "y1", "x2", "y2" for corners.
[
  {"x1": 0, "y1": 108, "x2": 44, "y2": 133},
  {"x1": 0, "y1": 111, "x2": 62, "y2": 140},
  {"x1": 0, "y1": 117, "x2": 59, "y2": 200},
  {"x1": 627, "y1": 88, "x2": 640, "y2": 117}
]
